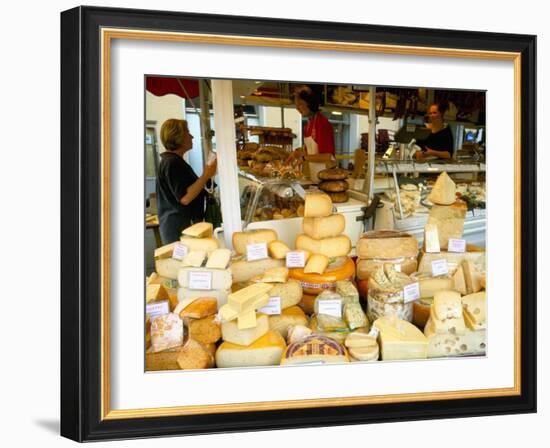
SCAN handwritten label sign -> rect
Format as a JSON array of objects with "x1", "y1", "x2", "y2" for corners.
[
  {"x1": 286, "y1": 251, "x2": 306, "y2": 268},
  {"x1": 431, "y1": 259, "x2": 449, "y2": 276},
  {"x1": 259, "y1": 296, "x2": 282, "y2": 315},
  {"x1": 246, "y1": 243, "x2": 268, "y2": 261},
  {"x1": 146, "y1": 301, "x2": 170, "y2": 321},
  {"x1": 403, "y1": 282, "x2": 421, "y2": 303},
  {"x1": 172, "y1": 242, "x2": 188, "y2": 260},
  {"x1": 318, "y1": 299, "x2": 342, "y2": 318},
  {"x1": 448, "y1": 238, "x2": 466, "y2": 253},
  {"x1": 188, "y1": 271, "x2": 212, "y2": 290}
]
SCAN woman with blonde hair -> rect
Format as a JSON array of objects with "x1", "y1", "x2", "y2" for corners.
[{"x1": 156, "y1": 119, "x2": 217, "y2": 244}]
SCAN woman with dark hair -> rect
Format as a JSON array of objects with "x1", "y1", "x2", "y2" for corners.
[
  {"x1": 415, "y1": 101, "x2": 454, "y2": 160},
  {"x1": 294, "y1": 85, "x2": 335, "y2": 156}
]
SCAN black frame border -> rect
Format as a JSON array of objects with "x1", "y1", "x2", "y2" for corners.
[{"x1": 60, "y1": 6, "x2": 536, "y2": 442}]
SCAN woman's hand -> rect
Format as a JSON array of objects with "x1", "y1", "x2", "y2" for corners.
[{"x1": 204, "y1": 158, "x2": 218, "y2": 178}]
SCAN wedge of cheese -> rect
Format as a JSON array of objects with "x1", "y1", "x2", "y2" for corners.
[
  {"x1": 417, "y1": 249, "x2": 485, "y2": 276},
  {"x1": 181, "y1": 222, "x2": 214, "y2": 238},
  {"x1": 427, "y1": 171, "x2": 456, "y2": 205},
  {"x1": 304, "y1": 192, "x2": 333, "y2": 218},
  {"x1": 179, "y1": 236, "x2": 219, "y2": 253},
  {"x1": 154, "y1": 242, "x2": 177, "y2": 260},
  {"x1": 176, "y1": 288, "x2": 229, "y2": 309},
  {"x1": 268, "y1": 306, "x2": 308, "y2": 339},
  {"x1": 182, "y1": 250, "x2": 207, "y2": 268},
  {"x1": 221, "y1": 313, "x2": 269, "y2": 345},
  {"x1": 452, "y1": 265, "x2": 468, "y2": 295},
  {"x1": 304, "y1": 254, "x2": 329, "y2": 274},
  {"x1": 254, "y1": 267, "x2": 289, "y2": 283},
  {"x1": 268, "y1": 280, "x2": 303, "y2": 310},
  {"x1": 373, "y1": 316, "x2": 428, "y2": 360},
  {"x1": 232, "y1": 229, "x2": 278, "y2": 255},
  {"x1": 462, "y1": 291, "x2": 486, "y2": 330},
  {"x1": 227, "y1": 283, "x2": 274, "y2": 312},
  {"x1": 230, "y1": 257, "x2": 285, "y2": 283},
  {"x1": 427, "y1": 201, "x2": 467, "y2": 250},
  {"x1": 146, "y1": 284, "x2": 170, "y2": 303},
  {"x1": 155, "y1": 257, "x2": 183, "y2": 280},
  {"x1": 268, "y1": 240, "x2": 291, "y2": 260},
  {"x1": 303, "y1": 214, "x2": 346, "y2": 239},
  {"x1": 463, "y1": 260, "x2": 483, "y2": 294},
  {"x1": 295, "y1": 234, "x2": 352, "y2": 258},
  {"x1": 216, "y1": 330, "x2": 286, "y2": 368},
  {"x1": 177, "y1": 267, "x2": 232, "y2": 291},
  {"x1": 424, "y1": 318, "x2": 486, "y2": 358},
  {"x1": 205, "y1": 248, "x2": 231, "y2": 269},
  {"x1": 176, "y1": 338, "x2": 214, "y2": 370}
]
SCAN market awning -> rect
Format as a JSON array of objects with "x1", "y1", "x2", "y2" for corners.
[{"x1": 145, "y1": 76, "x2": 200, "y2": 99}]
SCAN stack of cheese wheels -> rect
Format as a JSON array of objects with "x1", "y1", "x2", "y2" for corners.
[
  {"x1": 229, "y1": 228, "x2": 285, "y2": 284},
  {"x1": 423, "y1": 290, "x2": 487, "y2": 358},
  {"x1": 355, "y1": 230, "x2": 419, "y2": 299},
  {"x1": 215, "y1": 283, "x2": 287, "y2": 368},
  {"x1": 247, "y1": 267, "x2": 308, "y2": 340},
  {"x1": 290, "y1": 192, "x2": 355, "y2": 314},
  {"x1": 317, "y1": 167, "x2": 350, "y2": 203}
]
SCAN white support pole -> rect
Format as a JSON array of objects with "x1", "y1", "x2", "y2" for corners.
[
  {"x1": 211, "y1": 80, "x2": 242, "y2": 248},
  {"x1": 199, "y1": 80, "x2": 212, "y2": 163},
  {"x1": 366, "y1": 86, "x2": 377, "y2": 202}
]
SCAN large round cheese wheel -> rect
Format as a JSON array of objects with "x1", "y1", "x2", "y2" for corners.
[
  {"x1": 356, "y1": 257, "x2": 418, "y2": 280},
  {"x1": 215, "y1": 331, "x2": 286, "y2": 368},
  {"x1": 302, "y1": 214, "x2": 346, "y2": 240},
  {"x1": 232, "y1": 229, "x2": 278, "y2": 256},
  {"x1": 289, "y1": 256, "x2": 355, "y2": 295},
  {"x1": 280, "y1": 335, "x2": 349, "y2": 365}
]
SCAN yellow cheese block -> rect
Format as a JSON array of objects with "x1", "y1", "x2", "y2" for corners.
[
  {"x1": 237, "y1": 309, "x2": 257, "y2": 330},
  {"x1": 452, "y1": 265, "x2": 468, "y2": 295},
  {"x1": 267, "y1": 280, "x2": 303, "y2": 309},
  {"x1": 463, "y1": 260, "x2": 483, "y2": 294},
  {"x1": 155, "y1": 257, "x2": 183, "y2": 280},
  {"x1": 154, "y1": 242, "x2": 176, "y2": 260},
  {"x1": 230, "y1": 257, "x2": 285, "y2": 283},
  {"x1": 429, "y1": 306, "x2": 466, "y2": 335},
  {"x1": 417, "y1": 248, "x2": 485, "y2": 276},
  {"x1": 461, "y1": 291, "x2": 486, "y2": 330},
  {"x1": 232, "y1": 229, "x2": 278, "y2": 255},
  {"x1": 303, "y1": 192, "x2": 333, "y2": 218},
  {"x1": 268, "y1": 306, "x2": 308, "y2": 339},
  {"x1": 295, "y1": 234, "x2": 352, "y2": 258},
  {"x1": 302, "y1": 214, "x2": 346, "y2": 239},
  {"x1": 176, "y1": 287, "x2": 229, "y2": 309},
  {"x1": 268, "y1": 240, "x2": 291, "y2": 259},
  {"x1": 373, "y1": 316, "x2": 428, "y2": 360},
  {"x1": 181, "y1": 222, "x2": 213, "y2": 238},
  {"x1": 205, "y1": 248, "x2": 231, "y2": 269},
  {"x1": 427, "y1": 201, "x2": 467, "y2": 250},
  {"x1": 179, "y1": 236, "x2": 220, "y2": 253},
  {"x1": 146, "y1": 284, "x2": 170, "y2": 303},
  {"x1": 411, "y1": 274, "x2": 454, "y2": 299},
  {"x1": 433, "y1": 290, "x2": 463, "y2": 320},
  {"x1": 356, "y1": 230, "x2": 419, "y2": 260},
  {"x1": 182, "y1": 250, "x2": 207, "y2": 268},
  {"x1": 304, "y1": 254, "x2": 329, "y2": 274},
  {"x1": 228, "y1": 283, "x2": 273, "y2": 312},
  {"x1": 424, "y1": 318, "x2": 486, "y2": 358},
  {"x1": 215, "y1": 330, "x2": 286, "y2": 368}
]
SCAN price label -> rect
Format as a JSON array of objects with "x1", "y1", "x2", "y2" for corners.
[
  {"x1": 394, "y1": 264, "x2": 402, "y2": 272},
  {"x1": 318, "y1": 299, "x2": 342, "y2": 318},
  {"x1": 188, "y1": 271, "x2": 212, "y2": 290},
  {"x1": 448, "y1": 238, "x2": 466, "y2": 253},
  {"x1": 246, "y1": 243, "x2": 268, "y2": 261},
  {"x1": 403, "y1": 282, "x2": 421, "y2": 303},
  {"x1": 286, "y1": 251, "x2": 306, "y2": 268},
  {"x1": 172, "y1": 243, "x2": 188, "y2": 260},
  {"x1": 259, "y1": 296, "x2": 282, "y2": 315},
  {"x1": 146, "y1": 301, "x2": 170, "y2": 321},
  {"x1": 431, "y1": 259, "x2": 449, "y2": 276}
]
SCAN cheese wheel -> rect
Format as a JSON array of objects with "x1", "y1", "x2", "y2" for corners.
[
  {"x1": 181, "y1": 222, "x2": 214, "y2": 238},
  {"x1": 221, "y1": 313, "x2": 269, "y2": 346},
  {"x1": 268, "y1": 306, "x2": 308, "y2": 339},
  {"x1": 230, "y1": 257, "x2": 285, "y2": 283},
  {"x1": 268, "y1": 280, "x2": 303, "y2": 309},
  {"x1": 356, "y1": 257, "x2": 418, "y2": 280},
  {"x1": 304, "y1": 254, "x2": 330, "y2": 274},
  {"x1": 215, "y1": 331, "x2": 286, "y2": 368},
  {"x1": 356, "y1": 230, "x2": 418, "y2": 259},
  {"x1": 302, "y1": 214, "x2": 346, "y2": 240},
  {"x1": 289, "y1": 257, "x2": 356, "y2": 295},
  {"x1": 374, "y1": 317, "x2": 428, "y2": 360},
  {"x1": 232, "y1": 229, "x2": 278, "y2": 255},
  {"x1": 295, "y1": 234, "x2": 352, "y2": 258},
  {"x1": 304, "y1": 192, "x2": 333, "y2": 218},
  {"x1": 179, "y1": 236, "x2": 220, "y2": 253},
  {"x1": 281, "y1": 335, "x2": 349, "y2": 365},
  {"x1": 155, "y1": 257, "x2": 184, "y2": 280}
]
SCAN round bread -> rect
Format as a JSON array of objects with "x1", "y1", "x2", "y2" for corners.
[
  {"x1": 319, "y1": 180, "x2": 349, "y2": 193},
  {"x1": 318, "y1": 168, "x2": 349, "y2": 181},
  {"x1": 326, "y1": 191, "x2": 349, "y2": 203}
]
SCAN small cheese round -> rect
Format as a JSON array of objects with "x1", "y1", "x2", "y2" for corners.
[{"x1": 215, "y1": 331, "x2": 286, "y2": 368}]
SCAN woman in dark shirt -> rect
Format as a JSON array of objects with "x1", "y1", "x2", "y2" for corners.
[
  {"x1": 156, "y1": 119, "x2": 217, "y2": 244},
  {"x1": 415, "y1": 101, "x2": 454, "y2": 160}
]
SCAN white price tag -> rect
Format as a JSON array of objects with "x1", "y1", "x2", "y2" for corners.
[
  {"x1": 431, "y1": 259, "x2": 449, "y2": 276},
  {"x1": 367, "y1": 327, "x2": 380, "y2": 339},
  {"x1": 394, "y1": 264, "x2": 402, "y2": 272},
  {"x1": 448, "y1": 238, "x2": 466, "y2": 253},
  {"x1": 246, "y1": 243, "x2": 268, "y2": 261},
  {"x1": 188, "y1": 271, "x2": 212, "y2": 290},
  {"x1": 259, "y1": 296, "x2": 282, "y2": 315},
  {"x1": 286, "y1": 251, "x2": 306, "y2": 268},
  {"x1": 318, "y1": 299, "x2": 342, "y2": 318},
  {"x1": 172, "y1": 242, "x2": 188, "y2": 260},
  {"x1": 146, "y1": 301, "x2": 170, "y2": 321},
  {"x1": 403, "y1": 282, "x2": 421, "y2": 303}
]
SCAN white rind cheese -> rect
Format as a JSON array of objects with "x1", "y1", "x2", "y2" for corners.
[
  {"x1": 295, "y1": 234, "x2": 352, "y2": 258},
  {"x1": 302, "y1": 214, "x2": 346, "y2": 239},
  {"x1": 232, "y1": 229, "x2": 278, "y2": 255}
]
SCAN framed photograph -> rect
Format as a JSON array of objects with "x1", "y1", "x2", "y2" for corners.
[{"x1": 60, "y1": 5, "x2": 536, "y2": 442}]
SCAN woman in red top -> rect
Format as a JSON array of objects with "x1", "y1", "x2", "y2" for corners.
[{"x1": 294, "y1": 86, "x2": 336, "y2": 156}]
